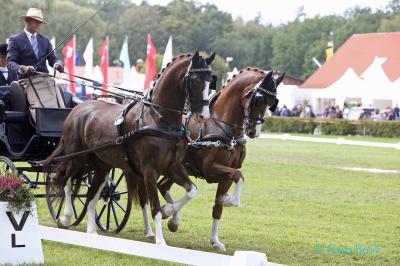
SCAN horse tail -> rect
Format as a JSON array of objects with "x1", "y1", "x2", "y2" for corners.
[
  {"x1": 44, "y1": 136, "x2": 69, "y2": 198},
  {"x1": 125, "y1": 159, "x2": 145, "y2": 206}
]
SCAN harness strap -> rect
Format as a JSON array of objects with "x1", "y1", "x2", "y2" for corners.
[{"x1": 42, "y1": 127, "x2": 184, "y2": 164}]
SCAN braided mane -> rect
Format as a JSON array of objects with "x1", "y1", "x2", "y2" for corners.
[
  {"x1": 221, "y1": 67, "x2": 266, "y2": 90},
  {"x1": 151, "y1": 53, "x2": 192, "y2": 89}
]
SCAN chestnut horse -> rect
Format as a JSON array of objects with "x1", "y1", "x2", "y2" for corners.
[
  {"x1": 47, "y1": 51, "x2": 215, "y2": 245},
  {"x1": 158, "y1": 68, "x2": 284, "y2": 250}
]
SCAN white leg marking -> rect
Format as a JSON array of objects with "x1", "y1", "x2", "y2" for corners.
[
  {"x1": 154, "y1": 212, "x2": 166, "y2": 245},
  {"x1": 224, "y1": 178, "x2": 244, "y2": 207},
  {"x1": 87, "y1": 179, "x2": 107, "y2": 234},
  {"x1": 60, "y1": 178, "x2": 73, "y2": 226},
  {"x1": 164, "y1": 191, "x2": 180, "y2": 231},
  {"x1": 163, "y1": 185, "x2": 197, "y2": 217},
  {"x1": 255, "y1": 124, "x2": 262, "y2": 137},
  {"x1": 201, "y1": 81, "x2": 210, "y2": 119},
  {"x1": 142, "y1": 203, "x2": 155, "y2": 240},
  {"x1": 210, "y1": 218, "x2": 225, "y2": 251}
]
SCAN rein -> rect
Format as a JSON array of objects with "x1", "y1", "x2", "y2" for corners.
[{"x1": 33, "y1": 71, "x2": 187, "y2": 116}]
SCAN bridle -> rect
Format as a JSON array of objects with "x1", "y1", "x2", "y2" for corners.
[
  {"x1": 183, "y1": 63, "x2": 213, "y2": 111},
  {"x1": 243, "y1": 78, "x2": 277, "y2": 128}
]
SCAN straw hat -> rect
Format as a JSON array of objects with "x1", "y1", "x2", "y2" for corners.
[{"x1": 20, "y1": 8, "x2": 46, "y2": 24}]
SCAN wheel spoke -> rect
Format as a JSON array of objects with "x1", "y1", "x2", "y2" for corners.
[
  {"x1": 71, "y1": 198, "x2": 78, "y2": 219},
  {"x1": 56, "y1": 197, "x2": 64, "y2": 219},
  {"x1": 114, "y1": 199, "x2": 126, "y2": 213},
  {"x1": 114, "y1": 191, "x2": 128, "y2": 196},
  {"x1": 97, "y1": 204, "x2": 107, "y2": 220},
  {"x1": 111, "y1": 201, "x2": 119, "y2": 228},
  {"x1": 110, "y1": 168, "x2": 115, "y2": 180},
  {"x1": 115, "y1": 174, "x2": 124, "y2": 187},
  {"x1": 106, "y1": 203, "x2": 111, "y2": 231},
  {"x1": 77, "y1": 196, "x2": 85, "y2": 206}
]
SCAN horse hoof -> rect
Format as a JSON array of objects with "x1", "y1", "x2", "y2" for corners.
[
  {"x1": 57, "y1": 216, "x2": 71, "y2": 228},
  {"x1": 161, "y1": 204, "x2": 174, "y2": 219},
  {"x1": 156, "y1": 239, "x2": 167, "y2": 246},
  {"x1": 224, "y1": 198, "x2": 240, "y2": 207},
  {"x1": 145, "y1": 233, "x2": 155, "y2": 241},
  {"x1": 167, "y1": 219, "x2": 179, "y2": 232},
  {"x1": 210, "y1": 240, "x2": 226, "y2": 252}
]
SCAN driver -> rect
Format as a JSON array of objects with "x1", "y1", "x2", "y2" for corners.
[{"x1": 7, "y1": 8, "x2": 63, "y2": 80}]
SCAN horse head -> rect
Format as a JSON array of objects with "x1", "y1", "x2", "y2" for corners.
[
  {"x1": 184, "y1": 51, "x2": 215, "y2": 119},
  {"x1": 242, "y1": 71, "x2": 284, "y2": 138}
]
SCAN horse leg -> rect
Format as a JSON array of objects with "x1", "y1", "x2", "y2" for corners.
[
  {"x1": 210, "y1": 180, "x2": 233, "y2": 251},
  {"x1": 206, "y1": 163, "x2": 244, "y2": 207},
  {"x1": 138, "y1": 178, "x2": 155, "y2": 240},
  {"x1": 59, "y1": 177, "x2": 73, "y2": 227},
  {"x1": 158, "y1": 176, "x2": 180, "y2": 232},
  {"x1": 160, "y1": 165, "x2": 197, "y2": 232},
  {"x1": 203, "y1": 163, "x2": 245, "y2": 251},
  {"x1": 143, "y1": 167, "x2": 165, "y2": 245},
  {"x1": 86, "y1": 164, "x2": 109, "y2": 234},
  {"x1": 58, "y1": 165, "x2": 82, "y2": 228}
]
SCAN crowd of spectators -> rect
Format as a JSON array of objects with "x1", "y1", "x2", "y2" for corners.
[{"x1": 272, "y1": 103, "x2": 400, "y2": 121}]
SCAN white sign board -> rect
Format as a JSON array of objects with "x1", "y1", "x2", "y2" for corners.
[{"x1": 0, "y1": 202, "x2": 44, "y2": 265}]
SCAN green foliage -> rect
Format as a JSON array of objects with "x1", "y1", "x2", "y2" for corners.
[
  {"x1": 1, "y1": 0, "x2": 400, "y2": 80},
  {"x1": 262, "y1": 116, "x2": 400, "y2": 137},
  {"x1": 199, "y1": 51, "x2": 228, "y2": 90}
]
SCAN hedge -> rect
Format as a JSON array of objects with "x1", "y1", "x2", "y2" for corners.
[{"x1": 262, "y1": 117, "x2": 400, "y2": 137}]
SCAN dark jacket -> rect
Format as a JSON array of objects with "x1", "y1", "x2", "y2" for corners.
[
  {"x1": 0, "y1": 70, "x2": 12, "y2": 86},
  {"x1": 7, "y1": 31, "x2": 59, "y2": 80}
]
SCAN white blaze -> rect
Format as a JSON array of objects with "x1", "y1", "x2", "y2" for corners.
[{"x1": 201, "y1": 81, "x2": 210, "y2": 119}]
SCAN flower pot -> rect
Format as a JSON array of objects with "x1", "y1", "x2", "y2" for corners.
[{"x1": 0, "y1": 201, "x2": 44, "y2": 264}]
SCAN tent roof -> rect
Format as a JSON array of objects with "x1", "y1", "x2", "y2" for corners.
[{"x1": 300, "y1": 32, "x2": 400, "y2": 89}]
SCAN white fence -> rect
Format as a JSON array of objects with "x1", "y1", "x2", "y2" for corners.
[
  {"x1": 260, "y1": 134, "x2": 400, "y2": 150},
  {"x1": 39, "y1": 226, "x2": 284, "y2": 266}
]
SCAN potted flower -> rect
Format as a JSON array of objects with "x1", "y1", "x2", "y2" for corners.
[
  {"x1": 0, "y1": 172, "x2": 44, "y2": 265},
  {"x1": 0, "y1": 172, "x2": 34, "y2": 213}
]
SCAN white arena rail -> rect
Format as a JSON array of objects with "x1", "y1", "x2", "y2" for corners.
[
  {"x1": 260, "y1": 133, "x2": 400, "y2": 150},
  {"x1": 39, "y1": 226, "x2": 284, "y2": 266}
]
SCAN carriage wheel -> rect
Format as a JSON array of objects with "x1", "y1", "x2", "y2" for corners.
[
  {"x1": 46, "y1": 172, "x2": 92, "y2": 227},
  {"x1": 0, "y1": 156, "x2": 17, "y2": 173},
  {"x1": 95, "y1": 168, "x2": 132, "y2": 233}
]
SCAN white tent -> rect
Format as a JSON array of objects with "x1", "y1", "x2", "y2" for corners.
[{"x1": 292, "y1": 57, "x2": 400, "y2": 113}]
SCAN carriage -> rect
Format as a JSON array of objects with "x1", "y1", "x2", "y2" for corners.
[{"x1": 0, "y1": 79, "x2": 132, "y2": 233}]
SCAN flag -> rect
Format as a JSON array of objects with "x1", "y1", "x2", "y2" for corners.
[
  {"x1": 119, "y1": 35, "x2": 131, "y2": 88},
  {"x1": 144, "y1": 34, "x2": 157, "y2": 91},
  {"x1": 47, "y1": 37, "x2": 56, "y2": 73},
  {"x1": 83, "y1": 38, "x2": 93, "y2": 79},
  {"x1": 75, "y1": 49, "x2": 81, "y2": 66},
  {"x1": 161, "y1": 36, "x2": 172, "y2": 69},
  {"x1": 326, "y1": 31, "x2": 334, "y2": 62},
  {"x1": 98, "y1": 36, "x2": 109, "y2": 94},
  {"x1": 62, "y1": 36, "x2": 75, "y2": 93}
]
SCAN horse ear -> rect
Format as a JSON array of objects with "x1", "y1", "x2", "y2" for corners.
[
  {"x1": 206, "y1": 52, "x2": 216, "y2": 65},
  {"x1": 269, "y1": 98, "x2": 279, "y2": 112},
  {"x1": 192, "y1": 50, "x2": 200, "y2": 62},
  {"x1": 260, "y1": 71, "x2": 273, "y2": 88},
  {"x1": 276, "y1": 72, "x2": 285, "y2": 86}
]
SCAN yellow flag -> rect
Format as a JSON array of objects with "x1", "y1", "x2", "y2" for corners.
[{"x1": 326, "y1": 47, "x2": 333, "y2": 61}]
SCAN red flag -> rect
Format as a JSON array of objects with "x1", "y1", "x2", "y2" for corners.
[
  {"x1": 144, "y1": 34, "x2": 157, "y2": 91},
  {"x1": 98, "y1": 36, "x2": 109, "y2": 94},
  {"x1": 62, "y1": 37, "x2": 75, "y2": 93}
]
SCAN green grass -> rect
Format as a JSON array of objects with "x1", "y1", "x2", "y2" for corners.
[
  {"x1": 265, "y1": 132, "x2": 400, "y2": 144},
  {"x1": 28, "y1": 138, "x2": 400, "y2": 265}
]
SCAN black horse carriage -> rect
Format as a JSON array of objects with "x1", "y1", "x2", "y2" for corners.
[{"x1": 0, "y1": 79, "x2": 132, "y2": 233}]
